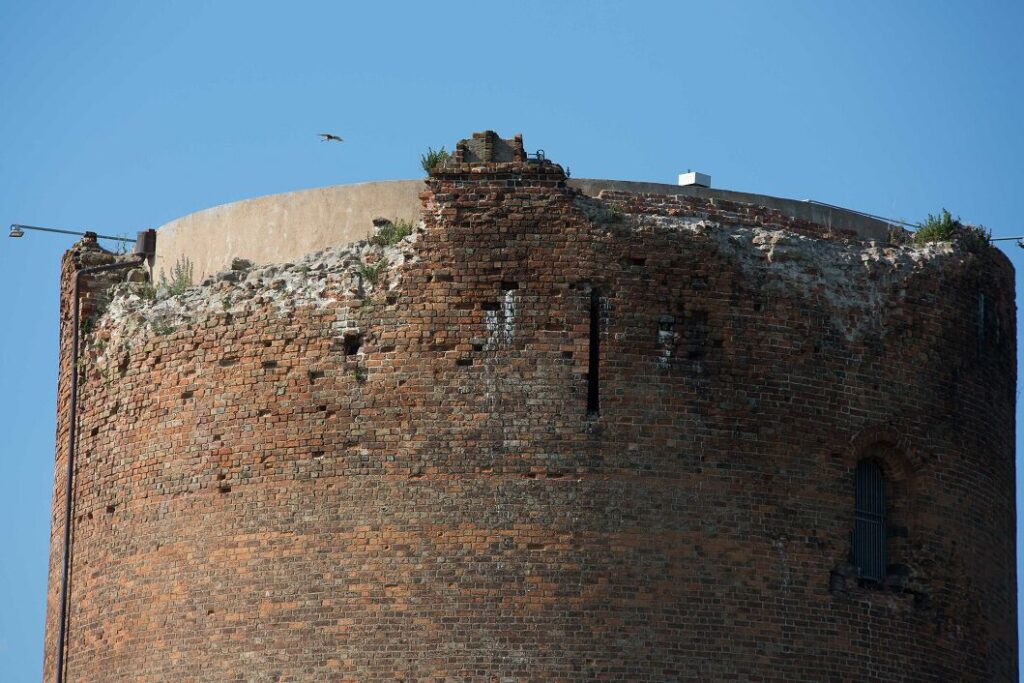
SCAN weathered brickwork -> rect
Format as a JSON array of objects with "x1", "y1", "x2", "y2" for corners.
[{"x1": 44, "y1": 133, "x2": 1016, "y2": 681}]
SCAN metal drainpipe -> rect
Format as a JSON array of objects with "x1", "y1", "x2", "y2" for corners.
[{"x1": 54, "y1": 253, "x2": 147, "y2": 683}]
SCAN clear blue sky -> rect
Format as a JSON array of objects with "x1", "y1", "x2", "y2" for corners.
[{"x1": 2, "y1": 1, "x2": 1023, "y2": 679}]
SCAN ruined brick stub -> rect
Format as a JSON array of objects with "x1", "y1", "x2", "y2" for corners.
[
  {"x1": 449, "y1": 130, "x2": 528, "y2": 164},
  {"x1": 45, "y1": 134, "x2": 1017, "y2": 682}
]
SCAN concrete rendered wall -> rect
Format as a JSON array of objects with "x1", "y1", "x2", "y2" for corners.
[
  {"x1": 154, "y1": 180, "x2": 424, "y2": 281},
  {"x1": 154, "y1": 179, "x2": 895, "y2": 281},
  {"x1": 45, "y1": 146, "x2": 1016, "y2": 681}
]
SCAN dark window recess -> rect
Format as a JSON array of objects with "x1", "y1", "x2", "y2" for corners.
[
  {"x1": 977, "y1": 291, "x2": 986, "y2": 349},
  {"x1": 686, "y1": 310, "x2": 709, "y2": 360},
  {"x1": 854, "y1": 459, "x2": 887, "y2": 582},
  {"x1": 587, "y1": 289, "x2": 601, "y2": 416}
]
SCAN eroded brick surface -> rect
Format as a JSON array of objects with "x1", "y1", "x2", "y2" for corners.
[{"x1": 44, "y1": 134, "x2": 1016, "y2": 682}]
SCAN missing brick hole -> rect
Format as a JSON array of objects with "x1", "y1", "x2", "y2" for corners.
[
  {"x1": 218, "y1": 483, "x2": 231, "y2": 493},
  {"x1": 218, "y1": 357, "x2": 238, "y2": 367},
  {"x1": 562, "y1": 351, "x2": 573, "y2": 359},
  {"x1": 456, "y1": 358, "x2": 473, "y2": 367},
  {"x1": 257, "y1": 409, "x2": 270, "y2": 417},
  {"x1": 312, "y1": 450, "x2": 324, "y2": 459},
  {"x1": 380, "y1": 344, "x2": 395, "y2": 353},
  {"x1": 181, "y1": 390, "x2": 194, "y2": 400},
  {"x1": 90, "y1": 426, "x2": 99, "y2": 437},
  {"x1": 500, "y1": 281, "x2": 519, "y2": 291},
  {"x1": 481, "y1": 302, "x2": 500, "y2": 311},
  {"x1": 262, "y1": 360, "x2": 278, "y2": 369},
  {"x1": 628, "y1": 256, "x2": 646, "y2": 266},
  {"x1": 262, "y1": 340, "x2": 272, "y2": 347},
  {"x1": 472, "y1": 343, "x2": 484, "y2": 352},
  {"x1": 344, "y1": 334, "x2": 362, "y2": 356},
  {"x1": 308, "y1": 369, "x2": 325, "y2": 382},
  {"x1": 105, "y1": 505, "x2": 115, "y2": 514},
  {"x1": 317, "y1": 405, "x2": 327, "y2": 412}
]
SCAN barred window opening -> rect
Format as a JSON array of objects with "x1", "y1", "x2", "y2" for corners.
[{"x1": 854, "y1": 459, "x2": 887, "y2": 582}]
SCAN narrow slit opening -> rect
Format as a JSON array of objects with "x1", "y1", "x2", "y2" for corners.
[{"x1": 587, "y1": 288, "x2": 601, "y2": 416}]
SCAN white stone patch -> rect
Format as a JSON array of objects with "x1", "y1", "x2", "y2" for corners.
[{"x1": 484, "y1": 288, "x2": 517, "y2": 350}]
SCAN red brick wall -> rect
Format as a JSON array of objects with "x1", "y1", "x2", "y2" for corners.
[{"x1": 44, "y1": 149, "x2": 1016, "y2": 681}]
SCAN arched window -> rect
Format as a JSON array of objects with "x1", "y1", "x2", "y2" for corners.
[{"x1": 854, "y1": 459, "x2": 887, "y2": 582}]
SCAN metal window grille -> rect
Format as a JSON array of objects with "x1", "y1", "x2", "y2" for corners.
[{"x1": 854, "y1": 459, "x2": 887, "y2": 582}]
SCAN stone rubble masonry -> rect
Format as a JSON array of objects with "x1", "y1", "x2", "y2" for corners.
[{"x1": 44, "y1": 132, "x2": 1016, "y2": 682}]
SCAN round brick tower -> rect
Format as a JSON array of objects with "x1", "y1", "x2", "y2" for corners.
[{"x1": 43, "y1": 132, "x2": 1017, "y2": 681}]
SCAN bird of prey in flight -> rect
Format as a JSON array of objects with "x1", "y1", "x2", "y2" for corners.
[{"x1": 319, "y1": 133, "x2": 344, "y2": 142}]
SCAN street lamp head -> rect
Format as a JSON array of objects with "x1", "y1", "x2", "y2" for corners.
[{"x1": 9, "y1": 224, "x2": 24, "y2": 238}]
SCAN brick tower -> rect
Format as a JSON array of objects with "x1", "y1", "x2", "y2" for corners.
[{"x1": 43, "y1": 133, "x2": 1017, "y2": 681}]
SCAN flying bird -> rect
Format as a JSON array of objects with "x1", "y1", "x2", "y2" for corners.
[{"x1": 319, "y1": 133, "x2": 344, "y2": 142}]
